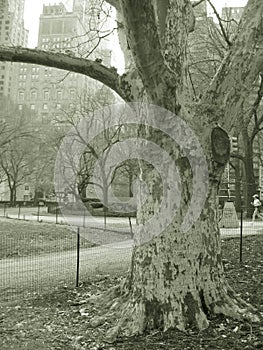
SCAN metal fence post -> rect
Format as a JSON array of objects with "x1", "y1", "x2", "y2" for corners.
[
  {"x1": 76, "y1": 227, "x2": 80, "y2": 288},
  {"x1": 83, "y1": 208, "x2": 86, "y2": 228},
  {"x1": 128, "y1": 216, "x2": 133, "y2": 238},
  {"x1": 18, "y1": 203, "x2": 21, "y2": 219},
  {"x1": 37, "y1": 204, "x2": 40, "y2": 222},
  {"x1": 239, "y1": 208, "x2": 243, "y2": 264},
  {"x1": 56, "y1": 204, "x2": 58, "y2": 224}
]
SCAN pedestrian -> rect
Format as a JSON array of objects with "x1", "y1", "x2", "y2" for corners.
[{"x1": 251, "y1": 194, "x2": 263, "y2": 222}]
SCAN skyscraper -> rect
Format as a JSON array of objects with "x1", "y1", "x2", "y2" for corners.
[
  {"x1": 0, "y1": 0, "x2": 28, "y2": 97},
  {"x1": 14, "y1": 2, "x2": 111, "y2": 122}
]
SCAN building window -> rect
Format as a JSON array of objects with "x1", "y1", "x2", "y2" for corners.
[
  {"x1": 18, "y1": 104, "x2": 23, "y2": 110},
  {"x1": 43, "y1": 90, "x2": 49, "y2": 100},
  {"x1": 18, "y1": 91, "x2": 25, "y2": 100},
  {"x1": 30, "y1": 104, "x2": 35, "y2": 110},
  {"x1": 43, "y1": 103, "x2": 48, "y2": 110},
  {"x1": 44, "y1": 68, "x2": 50, "y2": 77},
  {"x1": 57, "y1": 90, "x2": 62, "y2": 99},
  {"x1": 70, "y1": 89, "x2": 75, "y2": 99},
  {"x1": 25, "y1": 185, "x2": 29, "y2": 190},
  {"x1": 56, "y1": 103, "x2": 61, "y2": 109},
  {"x1": 31, "y1": 90, "x2": 37, "y2": 99}
]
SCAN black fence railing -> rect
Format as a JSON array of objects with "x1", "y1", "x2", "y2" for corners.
[{"x1": 0, "y1": 200, "x2": 262, "y2": 301}]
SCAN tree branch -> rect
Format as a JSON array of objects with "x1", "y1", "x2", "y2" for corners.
[
  {"x1": 119, "y1": 0, "x2": 168, "y2": 103},
  {"x1": 204, "y1": 0, "x2": 263, "y2": 132},
  {"x1": 207, "y1": 0, "x2": 232, "y2": 47},
  {"x1": 192, "y1": 0, "x2": 206, "y2": 8},
  {"x1": 0, "y1": 45, "x2": 133, "y2": 102}
]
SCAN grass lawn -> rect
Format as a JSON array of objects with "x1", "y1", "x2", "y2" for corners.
[
  {"x1": 0, "y1": 235, "x2": 262, "y2": 350},
  {"x1": 0, "y1": 218, "x2": 96, "y2": 259}
]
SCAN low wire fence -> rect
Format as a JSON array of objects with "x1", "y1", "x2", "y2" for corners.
[
  {"x1": 0, "y1": 204, "x2": 133, "y2": 301},
  {"x1": 0, "y1": 201, "x2": 262, "y2": 301}
]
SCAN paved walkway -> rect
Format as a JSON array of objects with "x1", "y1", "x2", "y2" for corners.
[
  {"x1": 0, "y1": 207, "x2": 135, "y2": 232},
  {"x1": 2, "y1": 207, "x2": 263, "y2": 234}
]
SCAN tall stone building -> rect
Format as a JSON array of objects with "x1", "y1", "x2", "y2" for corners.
[
  {"x1": 0, "y1": 0, "x2": 28, "y2": 97},
  {"x1": 15, "y1": 1, "x2": 111, "y2": 122}
]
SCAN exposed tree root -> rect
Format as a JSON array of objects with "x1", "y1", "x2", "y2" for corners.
[
  {"x1": 211, "y1": 287, "x2": 260, "y2": 323},
  {"x1": 88, "y1": 281, "x2": 261, "y2": 344}
]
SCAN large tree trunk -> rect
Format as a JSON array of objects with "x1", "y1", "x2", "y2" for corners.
[
  {"x1": 90, "y1": 105, "x2": 258, "y2": 340},
  {"x1": 9, "y1": 186, "x2": 16, "y2": 206},
  {"x1": 100, "y1": 151, "x2": 257, "y2": 340}
]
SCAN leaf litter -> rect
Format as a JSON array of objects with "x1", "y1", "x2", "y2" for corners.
[{"x1": 1, "y1": 235, "x2": 263, "y2": 349}]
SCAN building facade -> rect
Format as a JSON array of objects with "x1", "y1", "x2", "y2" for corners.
[
  {"x1": 0, "y1": 0, "x2": 28, "y2": 97},
  {"x1": 15, "y1": 2, "x2": 111, "y2": 122}
]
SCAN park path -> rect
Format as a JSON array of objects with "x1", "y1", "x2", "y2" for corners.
[
  {"x1": 0, "y1": 240, "x2": 133, "y2": 300},
  {"x1": 0, "y1": 207, "x2": 136, "y2": 232}
]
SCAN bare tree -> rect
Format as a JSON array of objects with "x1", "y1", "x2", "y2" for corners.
[
  {"x1": 0, "y1": 99, "x2": 36, "y2": 203},
  {"x1": 0, "y1": 137, "x2": 36, "y2": 204},
  {"x1": 54, "y1": 87, "x2": 123, "y2": 228}
]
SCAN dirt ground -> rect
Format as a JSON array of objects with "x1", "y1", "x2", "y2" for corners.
[{"x1": 0, "y1": 235, "x2": 262, "y2": 350}]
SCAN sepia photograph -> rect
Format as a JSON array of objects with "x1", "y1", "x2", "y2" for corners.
[{"x1": 0, "y1": 0, "x2": 262, "y2": 349}]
